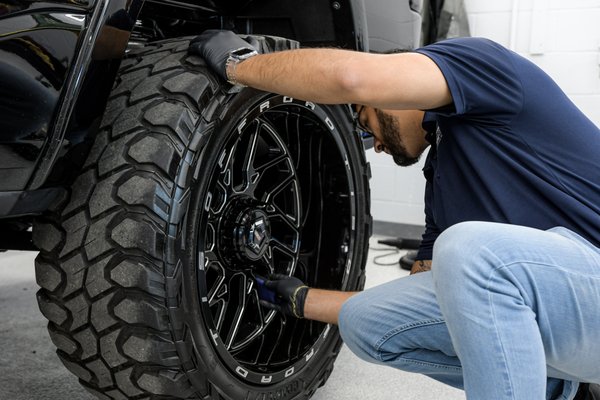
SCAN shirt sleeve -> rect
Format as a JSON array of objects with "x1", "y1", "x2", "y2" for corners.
[{"x1": 416, "y1": 37, "x2": 523, "y2": 121}]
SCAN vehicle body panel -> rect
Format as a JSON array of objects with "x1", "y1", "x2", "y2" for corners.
[
  {"x1": 0, "y1": 0, "x2": 142, "y2": 219},
  {"x1": 0, "y1": 10, "x2": 84, "y2": 190},
  {"x1": 0, "y1": 0, "x2": 418, "y2": 233}
]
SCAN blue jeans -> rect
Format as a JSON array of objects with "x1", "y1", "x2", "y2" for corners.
[{"x1": 339, "y1": 222, "x2": 600, "y2": 400}]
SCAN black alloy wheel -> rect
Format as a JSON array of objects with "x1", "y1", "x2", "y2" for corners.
[
  {"x1": 34, "y1": 36, "x2": 371, "y2": 400},
  {"x1": 197, "y1": 95, "x2": 361, "y2": 386}
]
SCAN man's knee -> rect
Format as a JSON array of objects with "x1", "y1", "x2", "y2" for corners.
[
  {"x1": 434, "y1": 220, "x2": 493, "y2": 257},
  {"x1": 432, "y1": 221, "x2": 509, "y2": 293}
]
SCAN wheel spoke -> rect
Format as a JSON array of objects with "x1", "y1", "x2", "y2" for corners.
[
  {"x1": 228, "y1": 134, "x2": 252, "y2": 193},
  {"x1": 270, "y1": 239, "x2": 297, "y2": 260},
  {"x1": 261, "y1": 247, "x2": 275, "y2": 274},
  {"x1": 230, "y1": 286, "x2": 268, "y2": 351},
  {"x1": 267, "y1": 203, "x2": 300, "y2": 232},
  {"x1": 203, "y1": 260, "x2": 226, "y2": 331},
  {"x1": 264, "y1": 317, "x2": 286, "y2": 366},
  {"x1": 204, "y1": 221, "x2": 217, "y2": 253},
  {"x1": 274, "y1": 236, "x2": 299, "y2": 254},
  {"x1": 206, "y1": 180, "x2": 228, "y2": 215},
  {"x1": 246, "y1": 119, "x2": 291, "y2": 194},
  {"x1": 228, "y1": 276, "x2": 276, "y2": 352},
  {"x1": 263, "y1": 174, "x2": 294, "y2": 204},
  {"x1": 221, "y1": 273, "x2": 247, "y2": 350},
  {"x1": 253, "y1": 153, "x2": 288, "y2": 176},
  {"x1": 269, "y1": 241, "x2": 298, "y2": 277},
  {"x1": 207, "y1": 272, "x2": 225, "y2": 305},
  {"x1": 243, "y1": 122, "x2": 261, "y2": 186}
]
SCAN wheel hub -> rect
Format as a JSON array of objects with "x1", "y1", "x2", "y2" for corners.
[{"x1": 221, "y1": 200, "x2": 271, "y2": 264}]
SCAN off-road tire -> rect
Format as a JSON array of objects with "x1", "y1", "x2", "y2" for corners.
[{"x1": 34, "y1": 36, "x2": 371, "y2": 399}]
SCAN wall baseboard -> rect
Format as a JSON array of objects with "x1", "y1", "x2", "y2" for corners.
[{"x1": 373, "y1": 220, "x2": 425, "y2": 240}]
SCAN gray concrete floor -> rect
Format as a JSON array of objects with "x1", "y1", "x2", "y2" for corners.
[{"x1": 0, "y1": 236, "x2": 465, "y2": 400}]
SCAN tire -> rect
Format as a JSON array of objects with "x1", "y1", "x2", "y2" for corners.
[{"x1": 34, "y1": 36, "x2": 372, "y2": 400}]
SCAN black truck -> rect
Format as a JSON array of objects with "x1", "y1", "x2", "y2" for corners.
[{"x1": 0, "y1": 1, "x2": 435, "y2": 398}]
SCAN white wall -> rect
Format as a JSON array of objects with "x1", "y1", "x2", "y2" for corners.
[{"x1": 368, "y1": 0, "x2": 600, "y2": 226}]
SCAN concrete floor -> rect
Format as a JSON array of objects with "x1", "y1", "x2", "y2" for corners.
[{"x1": 0, "y1": 237, "x2": 465, "y2": 400}]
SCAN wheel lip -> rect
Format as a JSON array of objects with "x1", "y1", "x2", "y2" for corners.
[{"x1": 194, "y1": 93, "x2": 358, "y2": 386}]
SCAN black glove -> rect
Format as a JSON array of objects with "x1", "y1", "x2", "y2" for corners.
[
  {"x1": 188, "y1": 30, "x2": 260, "y2": 82},
  {"x1": 257, "y1": 274, "x2": 309, "y2": 319}
]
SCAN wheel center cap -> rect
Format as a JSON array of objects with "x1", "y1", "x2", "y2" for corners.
[
  {"x1": 236, "y1": 208, "x2": 271, "y2": 261},
  {"x1": 247, "y1": 212, "x2": 269, "y2": 256}
]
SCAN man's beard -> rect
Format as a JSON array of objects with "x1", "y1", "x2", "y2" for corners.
[{"x1": 375, "y1": 109, "x2": 421, "y2": 167}]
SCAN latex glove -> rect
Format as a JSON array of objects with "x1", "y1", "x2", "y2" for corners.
[
  {"x1": 257, "y1": 274, "x2": 309, "y2": 318},
  {"x1": 188, "y1": 30, "x2": 259, "y2": 82}
]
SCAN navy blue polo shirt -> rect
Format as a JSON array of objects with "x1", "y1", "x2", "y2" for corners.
[{"x1": 413, "y1": 37, "x2": 600, "y2": 260}]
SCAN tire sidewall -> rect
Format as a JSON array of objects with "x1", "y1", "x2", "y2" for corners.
[{"x1": 173, "y1": 88, "x2": 369, "y2": 399}]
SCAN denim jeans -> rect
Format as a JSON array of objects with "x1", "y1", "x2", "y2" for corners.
[{"x1": 339, "y1": 222, "x2": 600, "y2": 399}]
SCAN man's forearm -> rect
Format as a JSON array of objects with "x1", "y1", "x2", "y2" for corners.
[
  {"x1": 303, "y1": 289, "x2": 357, "y2": 325},
  {"x1": 235, "y1": 48, "x2": 361, "y2": 105}
]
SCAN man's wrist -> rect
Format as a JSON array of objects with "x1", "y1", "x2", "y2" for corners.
[
  {"x1": 225, "y1": 57, "x2": 240, "y2": 85},
  {"x1": 291, "y1": 286, "x2": 309, "y2": 318},
  {"x1": 225, "y1": 48, "x2": 258, "y2": 86}
]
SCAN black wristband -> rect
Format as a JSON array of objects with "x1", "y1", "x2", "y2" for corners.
[{"x1": 291, "y1": 286, "x2": 309, "y2": 318}]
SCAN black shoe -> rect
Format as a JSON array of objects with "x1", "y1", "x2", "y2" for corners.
[
  {"x1": 575, "y1": 384, "x2": 590, "y2": 400},
  {"x1": 575, "y1": 383, "x2": 600, "y2": 400},
  {"x1": 399, "y1": 250, "x2": 418, "y2": 271},
  {"x1": 589, "y1": 384, "x2": 600, "y2": 400}
]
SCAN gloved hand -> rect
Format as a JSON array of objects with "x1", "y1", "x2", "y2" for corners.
[
  {"x1": 257, "y1": 274, "x2": 309, "y2": 319},
  {"x1": 188, "y1": 30, "x2": 260, "y2": 82}
]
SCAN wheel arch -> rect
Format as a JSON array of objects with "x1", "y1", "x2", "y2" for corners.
[
  {"x1": 27, "y1": 0, "x2": 146, "y2": 193},
  {"x1": 29, "y1": 0, "x2": 368, "y2": 198}
]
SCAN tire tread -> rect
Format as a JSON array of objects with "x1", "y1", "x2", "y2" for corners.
[{"x1": 34, "y1": 36, "x2": 372, "y2": 400}]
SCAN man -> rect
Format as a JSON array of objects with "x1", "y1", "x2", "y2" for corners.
[{"x1": 189, "y1": 31, "x2": 600, "y2": 399}]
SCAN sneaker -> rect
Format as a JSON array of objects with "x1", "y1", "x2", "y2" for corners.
[
  {"x1": 575, "y1": 383, "x2": 600, "y2": 400},
  {"x1": 399, "y1": 250, "x2": 418, "y2": 271}
]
